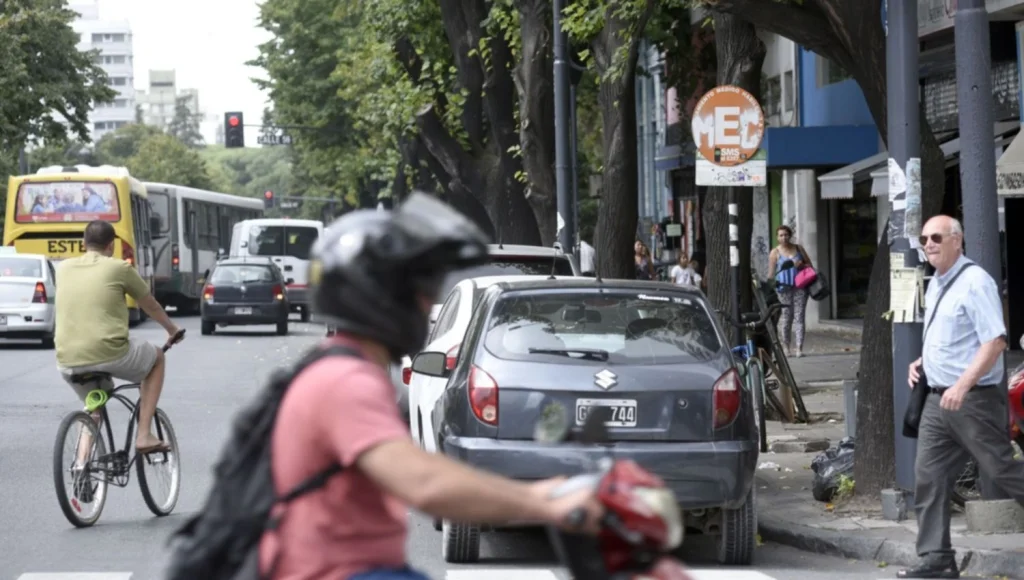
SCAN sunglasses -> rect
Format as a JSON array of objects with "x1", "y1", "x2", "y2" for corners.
[{"x1": 919, "y1": 233, "x2": 953, "y2": 246}]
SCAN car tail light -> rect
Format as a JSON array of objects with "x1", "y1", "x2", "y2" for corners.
[
  {"x1": 203, "y1": 284, "x2": 215, "y2": 301},
  {"x1": 468, "y1": 365, "x2": 498, "y2": 426},
  {"x1": 402, "y1": 366, "x2": 412, "y2": 385},
  {"x1": 121, "y1": 239, "x2": 134, "y2": 266},
  {"x1": 271, "y1": 284, "x2": 284, "y2": 300},
  {"x1": 171, "y1": 243, "x2": 179, "y2": 271},
  {"x1": 445, "y1": 344, "x2": 461, "y2": 371},
  {"x1": 32, "y1": 282, "x2": 47, "y2": 304},
  {"x1": 712, "y1": 368, "x2": 742, "y2": 429}
]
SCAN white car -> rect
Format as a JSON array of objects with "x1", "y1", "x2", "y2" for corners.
[
  {"x1": 0, "y1": 249, "x2": 57, "y2": 348},
  {"x1": 407, "y1": 274, "x2": 576, "y2": 454},
  {"x1": 394, "y1": 244, "x2": 579, "y2": 422}
]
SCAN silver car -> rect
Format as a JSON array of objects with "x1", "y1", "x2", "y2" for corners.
[{"x1": 0, "y1": 251, "x2": 57, "y2": 348}]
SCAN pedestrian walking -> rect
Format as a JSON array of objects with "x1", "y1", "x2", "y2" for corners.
[
  {"x1": 898, "y1": 215, "x2": 1024, "y2": 579},
  {"x1": 634, "y1": 240, "x2": 655, "y2": 280},
  {"x1": 767, "y1": 225, "x2": 811, "y2": 357}
]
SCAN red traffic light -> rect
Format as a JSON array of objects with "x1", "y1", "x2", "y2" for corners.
[
  {"x1": 264, "y1": 191, "x2": 273, "y2": 199},
  {"x1": 228, "y1": 115, "x2": 240, "y2": 127}
]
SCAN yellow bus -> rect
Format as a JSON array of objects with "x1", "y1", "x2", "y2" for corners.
[{"x1": 3, "y1": 165, "x2": 156, "y2": 325}]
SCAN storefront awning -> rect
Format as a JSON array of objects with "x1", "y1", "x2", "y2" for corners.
[
  {"x1": 997, "y1": 126, "x2": 1024, "y2": 196},
  {"x1": 818, "y1": 121, "x2": 1019, "y2": 200}
]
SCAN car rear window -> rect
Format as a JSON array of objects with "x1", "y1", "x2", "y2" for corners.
[
  {"x1": 211, "y1": 265, "x2": 276, "y2": 284},
  {"x1": 483, "y1": 290, "x2": 722, "y2": 364},
  {"x1": 248, "y1": 225, "x2": 319, "y2": 259},
  {"x1": 437, "y1": 256, "x2": 573, "y2": 298},
  {"x1": 0, "y1": 257, "x2": 42, "y2": 278}
]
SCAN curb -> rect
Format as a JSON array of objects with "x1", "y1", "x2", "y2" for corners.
[{"x1": 758, "y1": 513, "x2": 1024, "y2": 579}]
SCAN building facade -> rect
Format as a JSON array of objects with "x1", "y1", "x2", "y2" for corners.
[
  {"x1": 70, "y1": 2, "x2": 136, "y2": 142},
  {"x1": 136, "y1": 70, "x2": 201, "y2": 130}
]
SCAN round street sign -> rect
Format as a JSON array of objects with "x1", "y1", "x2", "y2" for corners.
[{"x1": 690, "y1": 85, "x2": 765, "y2": 167}]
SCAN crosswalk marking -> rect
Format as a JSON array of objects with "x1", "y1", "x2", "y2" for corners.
[
  {"x1": 446, "y1": 569, "x2": 561, "y2": 579},
  {"x1": 16, "y1": 575, "x2": 132, "y2": 580}
]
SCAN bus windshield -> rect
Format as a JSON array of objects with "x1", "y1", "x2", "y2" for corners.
[
  {"x1": 248, "y1": 225, "x2": 318, "y2": 259},
  {"x1": 14, "y1": 181, "x2": 120, "y2": 223}
]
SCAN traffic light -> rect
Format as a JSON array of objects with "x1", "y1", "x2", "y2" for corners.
[
  {"x1": 263, "y1": 190, "x2": 275, "y2": 209},
  {"x1": 224, "y1": 112, "x2": 244, "y2": 148}
]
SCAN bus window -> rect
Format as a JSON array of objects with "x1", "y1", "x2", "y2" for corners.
[
  {"x1": 149, "y1": 192, "x2": 170, "y2": 238},
  {"x1": 14, "y1": 181, "x2": 120, "y2": 223}
]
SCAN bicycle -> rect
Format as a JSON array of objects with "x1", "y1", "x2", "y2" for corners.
[
  {"x1": 719, "y1": 303, "x2": 791, "y2": 453},
  {"x1": 52, "y1": 329, "x2": 186, "y2": 528},
  {"x1": 751, "y1": 276, "x2": 810, "y2": 423}
]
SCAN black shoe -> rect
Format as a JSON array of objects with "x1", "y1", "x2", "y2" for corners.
[{"x1": 896, "y1": 560, "x2": 960, "y2": 579}]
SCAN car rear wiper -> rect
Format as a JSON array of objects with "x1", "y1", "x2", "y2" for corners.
[{"x1": 527, "y1": 347, "x2": 610, "y2": 361}]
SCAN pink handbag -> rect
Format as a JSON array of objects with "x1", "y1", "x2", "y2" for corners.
[{"x1": 795, "y1": 266, "x2": 818, "y2": 289}]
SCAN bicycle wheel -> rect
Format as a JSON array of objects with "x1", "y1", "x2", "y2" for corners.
[
  {"x1": 53, "y1": 411, "x2": 109, "y2": 527},
  {"x1": 748, "y1": 362, "x2": 768, "y2": 453},
  {"x1": 136, "y1": 408, "x2": 181, "y2": 516}
]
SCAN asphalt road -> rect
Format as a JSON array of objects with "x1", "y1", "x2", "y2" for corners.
[{"x1": 0, "y1": 315, "x2": 969, "y2": 579}]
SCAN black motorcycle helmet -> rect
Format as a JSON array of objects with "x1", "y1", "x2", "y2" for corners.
[{"x1": 309, "y1": 192, "x2": 490, "y2": 360}]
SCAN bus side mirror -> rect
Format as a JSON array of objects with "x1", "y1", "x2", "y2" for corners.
[{"x1": 150, "y1": 216, "x2": 161, "y2": 232}]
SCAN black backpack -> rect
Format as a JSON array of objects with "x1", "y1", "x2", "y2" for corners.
[{"x1": 164, "y1": 343, "x2": 365, "y2": 580}]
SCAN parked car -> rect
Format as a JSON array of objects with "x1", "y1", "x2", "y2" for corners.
[
  {"x1": 411, "y1": 278, "x2": 759, "y2": 565},
  {"x1": 387, "y1": 244, "x2": 579, "y2": 423},
  {"x1": 407, "y1": 274, "x2": 575, "y2": 453},
  {"x1": 0, "y1": 249, "x2": 57, "y2": 348},
  {"x1": 200, "y1": 257, "x2": 291, "y2": 336}
]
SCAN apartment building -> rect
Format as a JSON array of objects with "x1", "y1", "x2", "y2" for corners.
[
  {"x1": 70, "y1": 2, "x2": 136, "y2": 141},
  {"x1": 136, "y1": 70, "x2": 201, "y2": 130}
]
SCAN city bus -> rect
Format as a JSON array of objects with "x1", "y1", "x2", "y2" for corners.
[
  {"x1": 144, "y1": 182, "x2": 263, "y2": 313},
  {"x1": 3, "y1": 165, "x2": 155, "y2": 324}
]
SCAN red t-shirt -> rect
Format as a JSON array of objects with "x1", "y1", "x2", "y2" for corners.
[{"x1": 259, "y1": 335, "x2": 410, "y2": 579}]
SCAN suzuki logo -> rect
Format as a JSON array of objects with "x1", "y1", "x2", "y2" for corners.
[{"x1": 594, "y1": 369, "x2": 617, "y2": 390}]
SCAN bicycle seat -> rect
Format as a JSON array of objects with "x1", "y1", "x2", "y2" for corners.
[
  {"x1": 740, "y1": 312, "x2": 761, "y2": 324},
  {"x1": 68, "y1": 371, "x2": 113, "y2": 385}
]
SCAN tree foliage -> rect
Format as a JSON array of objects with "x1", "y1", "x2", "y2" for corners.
[
  {"x1": 0, "y1": 0, "x2": 118, "y2": 210},
  {"x1": 166, "y1": 95, "x2": 205, "y2": 149}
]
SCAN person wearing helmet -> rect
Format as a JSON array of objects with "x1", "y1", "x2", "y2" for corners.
[{"x1": 259, "y1": 193, "x2": 603, "y2": 579}]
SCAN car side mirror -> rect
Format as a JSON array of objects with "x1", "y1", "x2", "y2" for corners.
[
  {"x1": 411, "y1": 351, "x2": 449, "y2": 378},
  {"x1": 286, "y1": 278, "x2": 295, "y2": 285}
]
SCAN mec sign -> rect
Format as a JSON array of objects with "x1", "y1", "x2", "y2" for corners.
[{"x1": 691, "y1": 86, "x2": 765, "y2": 166}]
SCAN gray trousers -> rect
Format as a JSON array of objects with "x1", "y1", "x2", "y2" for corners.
[{"x1": 914, "y1": 387, "x2": 1024, "y2": 559}]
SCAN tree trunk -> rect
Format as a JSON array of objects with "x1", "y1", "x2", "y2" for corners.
[
  {"x1": 702, "y1": 14, "x2": 766, "y2": 342},
  {"x1": 515, "y1": 0, "x2": 559, "y2": 245},
  {"x1": 590, "y1": 4, "x2": 654, "y2": 278},
  {"x1": 703, "y1": 0, "x2": 949, "y2": 501}
]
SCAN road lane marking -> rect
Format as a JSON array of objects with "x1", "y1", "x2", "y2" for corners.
[
  {"x1": 445, "y1": 569, "x2": 560, "y2": 579},
  {"x1": 16, "y1": 575, "x2": 132, "y2": 580}
]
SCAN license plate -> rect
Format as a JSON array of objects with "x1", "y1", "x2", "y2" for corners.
[
  {"x1": 576, "y1": 398, "x2": 637, "y2": 427},
  {"x1": 234, "y1": 307, "x2": 253, "y2": 315}
]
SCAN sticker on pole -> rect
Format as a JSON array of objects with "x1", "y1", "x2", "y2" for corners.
[{"x1": 691, "y1": 85, "x2": 766, "y2": 187}]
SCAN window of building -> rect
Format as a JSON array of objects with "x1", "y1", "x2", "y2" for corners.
[
  {"x1": 783, "y1": 70, "x2": 795, "y2": 113},
  {"x1": 110, "y1": 77, "x2": 127, "y2": 86},
  {"x1": 816, "y1": 56, "x2": 852, "y2": 87},
  {"x1": 761, "y1": 75, "x2": 782, "y2": 117}
]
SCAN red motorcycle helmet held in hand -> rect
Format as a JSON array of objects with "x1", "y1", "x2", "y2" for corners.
[{"x1": 538, "y1": 405, "x2": 694, "y2": 580}]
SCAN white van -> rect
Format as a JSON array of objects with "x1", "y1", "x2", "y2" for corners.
[{"x1": 229, "y1": 218, "x2": 323, "y2": 322}]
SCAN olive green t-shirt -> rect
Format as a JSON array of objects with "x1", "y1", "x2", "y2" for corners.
[{"x1": 55, "y1": 251, "x2": 151, "y2": 368}]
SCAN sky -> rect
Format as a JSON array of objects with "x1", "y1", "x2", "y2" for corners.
[{"x1": 82, "y1": 0, "x2": 273, "y2": 145}]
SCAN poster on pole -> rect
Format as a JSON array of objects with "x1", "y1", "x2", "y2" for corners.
[{"x1": 691, "y1": 85, "x2": 767, "y2": 187}]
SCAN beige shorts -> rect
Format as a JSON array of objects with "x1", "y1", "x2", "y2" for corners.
[{"x1": 58, "y1": 338, "x2": 161, "y2": 402}]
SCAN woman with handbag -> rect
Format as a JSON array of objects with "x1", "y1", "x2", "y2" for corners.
[{"x1": 768, "y1": 225, "x2": 816, "y2": 358}]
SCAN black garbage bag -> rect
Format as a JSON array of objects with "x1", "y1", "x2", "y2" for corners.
[{"x1": 810, "y1": 436, "x2": 855, "y2": 502}]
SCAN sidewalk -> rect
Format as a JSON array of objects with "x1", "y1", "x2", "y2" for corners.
[{"x1": 754, "y1": 390, "x2": 1024, "y2": 578}]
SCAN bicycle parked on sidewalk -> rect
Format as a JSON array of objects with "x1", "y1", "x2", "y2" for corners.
[
  {"x1": 52, "y1": 329, "x2": 186, "y2": 528},
  {"x1": 719, "y1": 303, "x2": 791, "y2": 453}
]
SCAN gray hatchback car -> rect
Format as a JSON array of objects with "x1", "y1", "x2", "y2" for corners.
[{"x1": 411, "y1": 278, "x2": 759, "y2": 565}]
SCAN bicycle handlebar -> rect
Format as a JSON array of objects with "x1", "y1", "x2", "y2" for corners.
[
  {"x1": 717, "y1": 302, "x2": 789, "y2": 331},
  {"x1": 161, "y1": 328, "x2": 187, "y2": 352}
]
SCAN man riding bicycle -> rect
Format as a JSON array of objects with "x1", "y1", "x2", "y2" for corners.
[
  {"x1": 55, "y1": 220, "x2": 183, "y2": 454},
  {"x1": 258, "y1": 194, "x2": 602, "y2": 579}
]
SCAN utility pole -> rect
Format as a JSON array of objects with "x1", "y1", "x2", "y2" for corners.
[
  {"x1": 883, "y1": 0, "x2": 924, "y2": 520},
  {"x1": 955, "y1": 0, "x2": 1008, "y2": 501},
  {"x1": 729, "y1": 193, "x2": 740, "y2": 333},
  {"x1": 553, "y1": 0, "x2": 576, "y2": 256}
]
